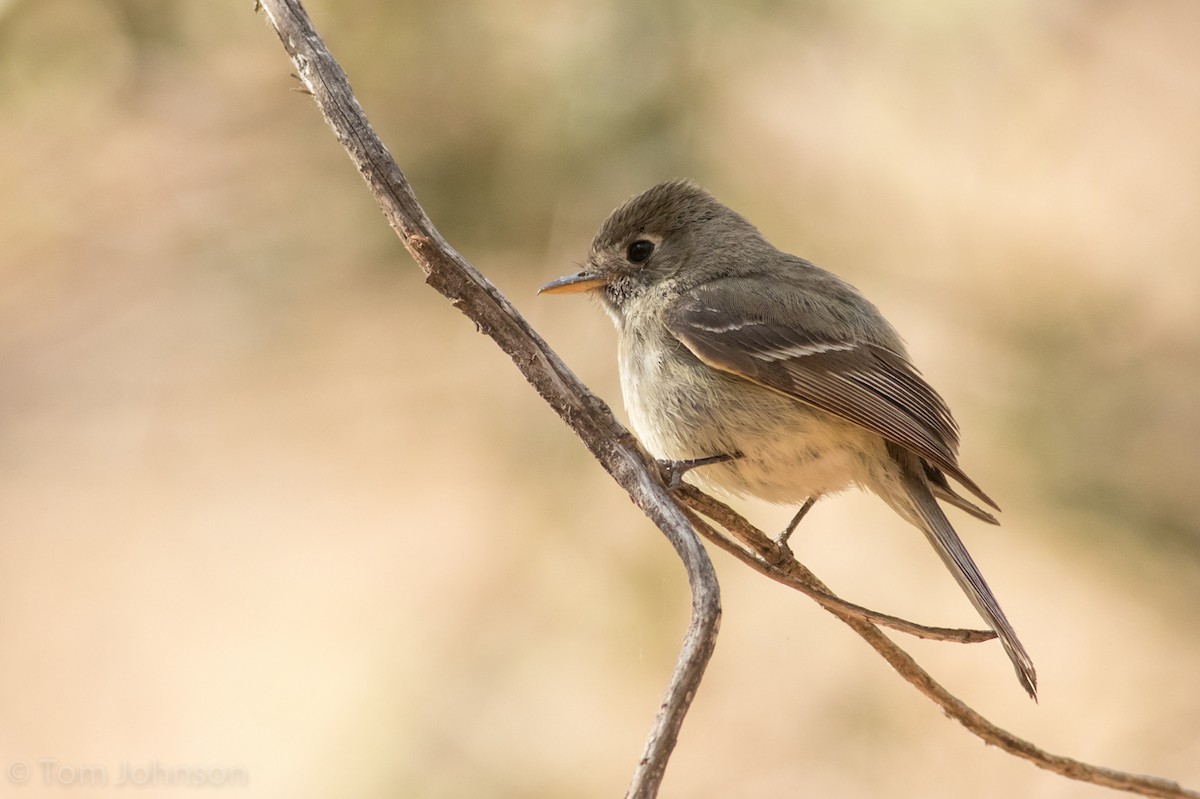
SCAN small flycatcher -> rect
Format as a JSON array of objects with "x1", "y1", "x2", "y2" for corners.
[{"x1": 541, "y1": 180, "x2": 1036, "y2": 698}]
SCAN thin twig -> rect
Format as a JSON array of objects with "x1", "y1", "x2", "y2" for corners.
[
  {"x1": 254, "y1": 3, "x2": 1198, "y2": 797},
  {"x1": 675, "y1": 486, "x2": 1200, "y2": 799},
  {"x1": 679, "y1": 504, "x2": 995, "y2": 643}
]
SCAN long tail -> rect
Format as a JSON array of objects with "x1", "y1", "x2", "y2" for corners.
[{"x1": 892, "y1": 450, "x2": 1038, "y2": 699}]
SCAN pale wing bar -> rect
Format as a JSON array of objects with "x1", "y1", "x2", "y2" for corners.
[{"x1": 671, "y1": 299, "x2": 998, "y2": 511}]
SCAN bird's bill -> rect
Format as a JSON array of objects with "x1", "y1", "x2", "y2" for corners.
[{"x1": 538, "y1": 271, "x2": 608, "y2": 295}]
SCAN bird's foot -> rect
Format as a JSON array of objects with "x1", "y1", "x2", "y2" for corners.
[
  {"x1": 775, "y1": 496, "x2": 819, "y2": 558},
  {"x1": 657, "y1": 451, "x2": 742, "y2": 490}
]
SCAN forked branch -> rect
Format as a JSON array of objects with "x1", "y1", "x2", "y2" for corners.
[
  {"x1": 674, "y1": 486, "x2": 1198, "y2": 799},
  {"x1": 255, "y1": 3, "x2": 1197, "y2": 797}
]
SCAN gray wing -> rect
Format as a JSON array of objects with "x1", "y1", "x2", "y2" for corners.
[{"x1": 669, "y1": 281, "x2": 999, "y2": 513}]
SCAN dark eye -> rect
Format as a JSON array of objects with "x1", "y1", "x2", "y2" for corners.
[{"x1": 626, "y1": 239, "x2": 655, "y2": 264}]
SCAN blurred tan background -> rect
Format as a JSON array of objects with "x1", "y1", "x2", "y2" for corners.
[{"x1": 2, "y1": 0, "x2": 1198, "y2": 796}]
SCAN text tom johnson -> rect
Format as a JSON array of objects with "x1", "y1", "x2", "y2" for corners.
[{"x1": 21, "y1": 759, "x2": 248, "y2": 788}]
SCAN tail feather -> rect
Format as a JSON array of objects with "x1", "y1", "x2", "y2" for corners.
[
  {"x1": 895, "y1": 452, "x2": 1037, "y2": 699},
  {"x1": 924, "y1": 463, "x2": 1000, "y2": 525}
]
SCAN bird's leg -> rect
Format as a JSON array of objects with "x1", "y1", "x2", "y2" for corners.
[
  {"x1": 657, "y1": 451, "x2": 742, "y2": 490},
  {"x1": 778, "y1": 496, "x2": 819, "y2": 548}
]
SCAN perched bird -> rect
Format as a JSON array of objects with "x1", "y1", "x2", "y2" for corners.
[{"x1": 540, "y1": 179, "x2": 1036, "y2": 698}]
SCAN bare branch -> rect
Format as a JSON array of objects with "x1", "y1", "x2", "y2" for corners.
[
  {"x1": 677, "y1": 501, "x2": 996, "y2": 643},
  {"x1": 256, "y1": 3, "x2": 717, "y2": 797},
  {"x1": 675, "y1": 486, "x2": 1200, "y2": 799},
  {"x1": 254, "y1": 3, "x2": 1198, "y2": 798}
]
